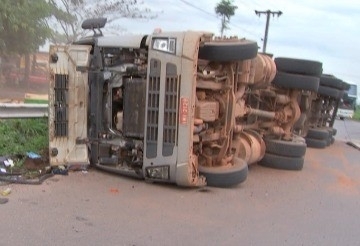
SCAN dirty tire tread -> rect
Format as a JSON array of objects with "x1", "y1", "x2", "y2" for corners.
[
  {"x1": 326, "y1": 137, "x2": 331, "y2": 146},
  {"x1": 306, "y1": 128, "x2": 330, "y2": 140},
  {"x1": 318, "y1": 85, "x2": 341, "y2": 98},
  {"x1": 330, "y1": 136, "x2": 335, "y2": 145},
  {"x1": 258, "y1": 153, "x2": 304, "y2": 170},
  {"x1": 321, "y1": 126, "x2": 336, "y2": 136},
  {"x1": 199, "y1": 157, "x2": 248, "y2": 187},
  {"x1": 264, "y1": 136, "x2": 306, "y2": 158},
  {"x1": 320, "y1": 75, "x2": 344, "y2": 89},
  {"x1": 274, "y1": 57, "x2": 322, "y2": 76},
  {"x1": 198, "y1": 40, "x2": 258, "y2": 62},
  {"x1": 305, "y1": 137, "x2": 328, "y2": 148},
  {"x1": 272, "y1": 72, "x2": 320, "y2": 92}
]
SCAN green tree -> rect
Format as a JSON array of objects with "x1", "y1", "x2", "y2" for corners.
[
  {"x1": 0, "y1": 0, "x2": 53, "y2": 85},
  {"x1": 215, "y1": 0, "x2": 238, "y2": 37},
  {"x1": 48, "y1": 0, "x2": 157, "y2": 43}
]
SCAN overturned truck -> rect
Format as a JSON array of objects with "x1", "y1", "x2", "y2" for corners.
[{"x1": 48, "y1": 18, "x2": 305, "y2": 187}]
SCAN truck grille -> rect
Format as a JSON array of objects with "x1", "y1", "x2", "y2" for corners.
[
  {"x1": 162, "y1": 63, "x2": 179, "y2": 156},
  {"x1": 54, "y1": 74, "x2": 68, "y2": 137},
  {"x1": 146, "y1": 75, "x2": 160, "y2": 158},
  {"x1": 146, "y1": 60, "x2": 179, "y2": 158}
]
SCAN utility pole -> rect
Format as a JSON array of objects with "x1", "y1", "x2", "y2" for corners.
[{"x1": 255, "y1": 10, "x2": 282, "y2": 53}]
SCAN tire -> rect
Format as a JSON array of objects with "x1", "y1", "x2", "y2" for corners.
[
  {"x1": 198, "y1": 40, "x2": 258, "y2": 62},
  {"x1": 306, "y1": 128, "x2": 330, "y2": 139},
  {"x1": 342, "y1": 82, "x2": 350, "y2": 91},
  {"x1": 274, "y1": 57, "x2": 322, "y2": 76},
  {"x1": 199, "y1": 157, "x2": 248, "y2": 188},
  {"x1": 293, "y1": 113, "x2": 307, "y2": 129},
  {"x1": 272, "y1": 72, "x2": 320, "y2": 92},
  {"x1": 326, "y1": 137, "x2": 331, "y2": 146},
  {"x1": 258, "y1": 153, "x2": 304, "y2": 170},
  {"x1": 338, "y1": 90, "x2": 345, "y2": 99},
  {"x1": 326, "y1": 136, "x2": 335, "y2": 146},
  {"x1": 330, "y1": 136, "x2": 335, "y2": 145},
  {"x1": 321, "y1": 126, "x2": 336, "y2": 136},
  {"x1": 320, "y1": 75, "x2": 343, "y2": 89},
  {"x1": 264, "y1": 136, "x2": 306, "y2": 158},
  {"x1": 305, "y1": 138, "x2": 327, "y2": 148},
  {"x1": 318, "y1": 85, "x2": 341, "y2": 98}
]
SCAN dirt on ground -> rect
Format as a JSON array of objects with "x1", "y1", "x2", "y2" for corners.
[{"x1": 0, "y1": 120, "x2": 359, "y2": 246}]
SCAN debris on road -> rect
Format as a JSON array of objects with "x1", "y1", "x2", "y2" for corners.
[
  {"x1": 26, "y1": 152, "x2": 41, "y2": 159},
  {"x1": 0, "y1": 197, "x2": 8, "y2": 204},
  {"x1": 51, "y1": 166, "x2": 68, "y2": 176},
  {"x1": 347, "y1": 140, "x2": 360, "y2": 151},
  {"x1": 0, "y1": 187, "x2": 11, "y2": 196},
  {"x1": 0, "y1": 153, "x2": 54, "y2": 185}
]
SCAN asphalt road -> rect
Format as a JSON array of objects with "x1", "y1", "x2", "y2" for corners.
[{"x1": 1, "y1": 119, "x2": 360, "y2": 246}]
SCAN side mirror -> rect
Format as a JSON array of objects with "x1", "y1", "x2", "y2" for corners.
[
  {"x1": 81, "y1": 18, "x2": 107, "y2": 30},
  {"x1": 81, "y1": 18, "x2": 107, "y2": 37}
]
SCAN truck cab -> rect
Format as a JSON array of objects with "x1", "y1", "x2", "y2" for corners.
[{"x1": 48, "y1": 18, "x2": 290, "y2": 187}]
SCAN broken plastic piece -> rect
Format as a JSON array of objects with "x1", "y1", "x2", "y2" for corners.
[
  {"x1": 52, "y1": 167, "x2": 68, "y2": 175},
  {"x1": 0, "y1": 187, "x2": 11, "y2": 196},
  {"x1": 4, "y1": 159, "x2": 14, "y2": 167},
  {"x1": 26, "y1": 152, "x2": 41, "y2": 159}
]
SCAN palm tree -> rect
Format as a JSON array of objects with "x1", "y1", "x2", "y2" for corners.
[{"x1": 215, "y1": 0, "x2": 238, "y2": 37}]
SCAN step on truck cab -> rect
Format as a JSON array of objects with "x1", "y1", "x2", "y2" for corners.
[{"x1": 48, "y1": 18, "x2": 279, "y2": 187}]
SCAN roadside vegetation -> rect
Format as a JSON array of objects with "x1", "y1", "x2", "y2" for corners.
[
  {"x1": 353, "y1": 105, "x2": 360, "y2": 121},
  {"x1": 0, "y1": 118, "x2": 48, "y2": 157}
]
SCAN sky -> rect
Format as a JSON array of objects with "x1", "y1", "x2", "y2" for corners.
[{"x1": 115, "y1": 0, "x2": 360, "y2": 96}]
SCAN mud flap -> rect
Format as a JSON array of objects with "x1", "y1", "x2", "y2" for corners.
[{"x1": 48, "y1": 45, "x2": 92, "y2": 166}]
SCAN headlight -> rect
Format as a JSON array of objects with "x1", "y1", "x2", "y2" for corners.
[
  {"x1": 146, "y1": 165, "x2": 170, "y2": 180},
  {"x1": 152, "y1": 38, "x2": 176, "y2": 54}
]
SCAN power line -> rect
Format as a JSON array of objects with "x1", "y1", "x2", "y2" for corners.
[
  {"x1": 255, "y1": 10, "x2": 282, "y2": 53},
  {"x1": 179, "y1": 0, "x2": 259, "y2": 39},
  {"x1": 179, "y1": 0, "x2": 215, "y2": 18}
]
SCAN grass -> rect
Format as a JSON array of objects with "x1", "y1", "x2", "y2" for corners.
[
  {"x1": 23, "y1": 98, "x2": 48, "y2": 104},
  {"x1": 0, "y1": 118, "x2": 48, "y2": 157},
  {"x1": 354, "y1": 105, "x2": 360, "y2": 121}
]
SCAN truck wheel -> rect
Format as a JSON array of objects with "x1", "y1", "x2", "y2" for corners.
[
  {"x1": 258, "y1": 153, "x2": 304, "y2": 170},
  {"x1": 326, "y1": 136, "x2": 331, "y2": 146},
  {"x1": 264, "y1": 136, "x2": 306, "y2": 158},
  {"x1": 306, "y1": 128, "x2": 330, "y2": 140},
  {"x1": 272, "y1": 72, "x2": 320, "y2": 92},
  {"x1": 198, "y1": 157, "x2": 248, "y2": 187},
  {"x1": 321, "y1": 126, "x2": 336, "y2": 136},
  {"x1": 318, "y1": 85, "x2": 341, "y2": 98},
  {"x1": 330, "y1": 136, "x2": 335, "y2": 145},
  {"x1": 320, "y1": 75, "x2": 343, "y2": 89},
  {"x1": 198, "y1": 40, "x2": 258, "y2": 62},
  {"x1": 342, "y1": 81, "x2": 351, "y2": 91},
  {"x1": 274, "y1": 57, "x2": 322, "y2": 76},
  {"x1": 305, "y1": 138, "x2": 328, "y2": 148}
]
